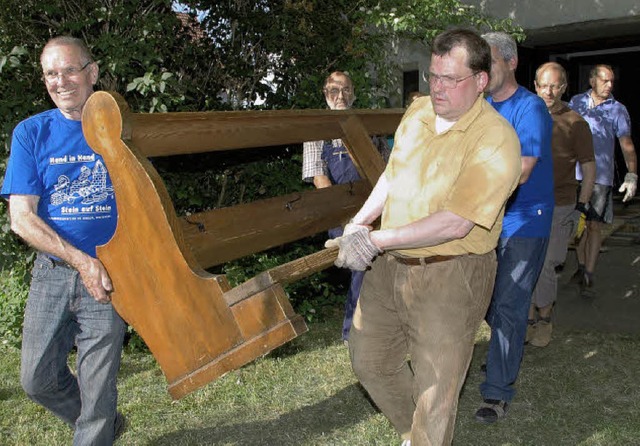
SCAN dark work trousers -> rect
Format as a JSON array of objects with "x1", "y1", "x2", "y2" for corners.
[{"x1": 322, "y1": 141, "x2": 364, "y2": 341}]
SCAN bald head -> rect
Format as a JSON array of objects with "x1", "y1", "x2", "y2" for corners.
[{"x1": 535, "y1": 62, "x2": 566, "y2": 86}]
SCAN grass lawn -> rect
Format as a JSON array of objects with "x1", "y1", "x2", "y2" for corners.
[{"x1": 1, "y1": 312, "x2": 639, "y2": 445}]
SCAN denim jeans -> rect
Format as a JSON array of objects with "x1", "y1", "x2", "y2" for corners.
[
  {"x1": 327, "y1": 226, "x2": 366, "y2": 342},
  {"x1": 342, "y1": 270, "x2": 364, "y2": 341},
  {"x1": 480, "y1": 237, "x2": 549, "y2": 403},
  {"x1": 21, "y1": 254, "x2": 126, "y2": 445},
  {"x1": 350, "y1": 252, "x2": 497, "y2": 445}
]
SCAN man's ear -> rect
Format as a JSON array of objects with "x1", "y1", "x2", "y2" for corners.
[
  {"x1": 88, "y1": 62, "x2": 99, "y2": 86},
  {"x1": 476, "y1": 71, "x2": 489, "y2": 92}
]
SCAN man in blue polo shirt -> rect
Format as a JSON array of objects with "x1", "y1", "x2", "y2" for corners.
[{"x1": 1, "y1": 36, "x2": 125, "y2": 444}]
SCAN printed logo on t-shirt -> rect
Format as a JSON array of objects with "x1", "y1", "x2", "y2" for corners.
[{"x1": 50, "y1": 158, "x2": 115, "y2": 220}]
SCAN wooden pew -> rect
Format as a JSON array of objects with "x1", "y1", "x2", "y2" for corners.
[{"x1": 81, "y1": 91, "x2": 403, "y2": 399}]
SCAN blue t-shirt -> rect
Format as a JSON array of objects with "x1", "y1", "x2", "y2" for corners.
[
  {"x1": 569, "y1": 91, "x2": 631, "y2": 186},
  {"x1": 487, "y1": 86, "x2": 554, "y2": 238},
  {"x1": 1, "y1": 109, "x2": 117, "y2": 257}
]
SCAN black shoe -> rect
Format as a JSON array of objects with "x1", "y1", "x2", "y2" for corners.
[
  {"x1": 570, "y1": 267, "x2": 585, "y2": 285},
  {"x1": 475, "y1": 399, "x2": 509, "y2": 424},
  {"x1": 114, "y1": 412, "x2": 127, "y2": 441},
  {"x1": 580, "y1": 273, "x2": 595, "y2": 299}
]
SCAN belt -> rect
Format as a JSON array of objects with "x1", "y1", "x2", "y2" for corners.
[
  {"x1": 391, "y1": 254, "x2": 460, "y2": 266},
  {"x1": 40, "y1": 254, "x2": 75, "y2": 269}
]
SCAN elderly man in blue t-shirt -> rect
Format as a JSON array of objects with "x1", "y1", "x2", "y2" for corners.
[
  {"x1": 475, "y1": 32, "x2": 554, "y2": 424},
  {"x1": 1, "y1": 36, "x2": 125, "y2": 444}
]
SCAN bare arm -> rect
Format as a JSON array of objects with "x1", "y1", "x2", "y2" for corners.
[
  {"x1": 8, "y1": 194, "x2": 113, "y2": 303},
  {"x1": 370, "y1": 210, "x2": 474, "y2": 251},
  {"x1": 519, "y1": 156, "x2": 538, "y2": 185},
  {"x1": 619, "y1": 135, "x2": 637, "y2": 174},
  {"x1": 313, "y1": 175, "x2": 332, "y2": 189},
  {"x1": 350, "y1": 174, "x2": 389, "y2": 226},
  {"x1": 578, "y1": 161, "x2": 596, "y2": 204}
]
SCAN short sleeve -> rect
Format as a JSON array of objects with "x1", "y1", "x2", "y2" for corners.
[
  {"x1": 301, "y1": 140, "x2": 326, "y2": 182},
  {"x1": 1, "y1": 122, "x2": 43, "y2": 199}
]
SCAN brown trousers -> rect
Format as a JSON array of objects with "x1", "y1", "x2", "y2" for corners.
[{"x1": 349, "y1": 251, "x2": 497, "y2": 446}]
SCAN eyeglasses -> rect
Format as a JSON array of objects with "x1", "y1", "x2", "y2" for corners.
[
  {"x1": 324, "y1": 87, "x2": 353, "y2": 97},
  {"x1": 423, "y1": 71, "x2": 478, "y2": 89},
  {"x1": 43, "y1": 61, "x2": 92, "y2": 83}
]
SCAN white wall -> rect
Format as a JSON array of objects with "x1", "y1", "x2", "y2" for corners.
[{"x1": 463, "y1": 0, "x2": 639, "y2": 30}]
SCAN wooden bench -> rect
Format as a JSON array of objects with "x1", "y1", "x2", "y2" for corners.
[{"x1": 81, "y1": 91, "x2": 403, "y2": 399}]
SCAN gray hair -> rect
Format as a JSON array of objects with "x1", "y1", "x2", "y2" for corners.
[
  {"x1": 481, "y1": 31, "x2": 518, "y2": 62},
  {"x1": 41, "y1": 36, "x2": 93, "y2": 65}
]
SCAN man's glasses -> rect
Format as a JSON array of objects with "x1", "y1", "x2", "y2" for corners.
[
  {"x1": 324, "y1": 87, "x2": 353, "y2": 97},
  {"x1": 43, "y1": 61, "x2": 92, "y2": 83},
  {"x1": 423, "y1": 71, "x2": 478, "y2": 89}
]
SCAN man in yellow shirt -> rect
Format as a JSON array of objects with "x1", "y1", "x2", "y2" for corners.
[{"x1": 326, "y1": 28, "x2": 521, "y2": 445}]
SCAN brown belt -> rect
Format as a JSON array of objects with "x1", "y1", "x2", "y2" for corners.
[{"x1": 391, "y1": 254, "x2": 461, "y2": 266}]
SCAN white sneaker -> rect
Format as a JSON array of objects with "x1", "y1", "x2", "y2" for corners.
[{"x1": 401, "y1": 440, "x2": 411, "y2": 446}]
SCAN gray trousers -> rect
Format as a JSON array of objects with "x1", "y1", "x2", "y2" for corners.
[{"x1": 530, "y1": 204, "x2": 577, "y2": 308}]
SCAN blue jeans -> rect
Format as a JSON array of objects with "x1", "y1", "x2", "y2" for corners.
[
  {"x1": 342, "y1": 270, "x2": 364, "y2": 341},
  {"x1": 480, "y1": 237, "x2": 548, "y2": 403},
  {"x1": 328, "y1": 226, "x2": 366, "y2": 341},
  {"x1": 21, "y1": 254, "x2": 126, "y2": 445}
]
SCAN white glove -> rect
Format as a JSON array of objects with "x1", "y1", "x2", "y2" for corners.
[
  {"x1": 619, "y1": 172, "x2": 638, "y2": 202},
  {"x1": 325, "y1": 230, "x2": 382, "y2": 271},
  {"x1": 342, "y1": 222, "x2": 369, "y2": 237}
]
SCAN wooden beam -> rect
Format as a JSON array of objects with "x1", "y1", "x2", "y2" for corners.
[
  {"x1": 223, "y1": 247, "x2": 339, "y2": 307},
  {"x1": 181, "y1": 181, "x2": 370, "y2": 268},
  {"x1": 340, "y1": 115, "x2": 387, "y2": 185},
  {"x1": 128, "y1": 108, "x2": 404, "y2": 157}
]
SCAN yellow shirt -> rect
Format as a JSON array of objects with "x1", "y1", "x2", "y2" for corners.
[{"x1": 383, "y1": 95, "x2": 521, "y2": 257}]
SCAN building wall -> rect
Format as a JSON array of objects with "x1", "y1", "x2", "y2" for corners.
[{"x1": 463, "y1": 0, "x2": 639, "y2": 30}]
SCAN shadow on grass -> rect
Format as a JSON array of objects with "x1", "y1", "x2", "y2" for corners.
[
  {"x1": 149, "y1": 383, "x2": 375, "y2": 445},
  {"x1": 0, "y1": 386, "x2": 20, "y2": 401}
]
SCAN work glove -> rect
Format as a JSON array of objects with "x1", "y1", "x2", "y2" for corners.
[
  {"x1": 575, "y1": 201, "x2": 589, "y2": 215},
  {"x1": 570, "y1": 202, "x2": 589, "y2": 239},
  {"x1": 618, "y1": 172, "x2": 638, "y2": 202},
  {"x1": 325, "y1": 229, "x2": 382, "y2": 271},
  {"x1": 342, "y1": 222, "x2": 369, "y2": 237}
]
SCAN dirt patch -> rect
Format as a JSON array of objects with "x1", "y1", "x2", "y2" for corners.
[{"x1": 555, "y1": 199, "x2": 640, "y2": 334}]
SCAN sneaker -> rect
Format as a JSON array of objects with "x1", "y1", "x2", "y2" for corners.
[
  {"x1": 580, "y1": 273, "x2": 595, "y2": 299},
  {"x1": 530, "y1": 320, "x2": 552, "y2": 347},
  {"x1": 475, "y1": 399, "x2": 509, "y2": 424},
  {"x1": 401, "y1": 440, "x2": 411, "y2": 446},
  {"x1": 114, "y1": 412, "x2": 127, "y2": 441}
]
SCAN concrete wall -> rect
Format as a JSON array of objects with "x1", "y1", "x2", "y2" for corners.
[{"x1": 463, "y1": 0, "x2": 639, "y2": 30}]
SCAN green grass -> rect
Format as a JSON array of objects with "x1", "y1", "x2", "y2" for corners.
[{"x1": 1, "y1": 313, "x2": 640, "y2": 445}]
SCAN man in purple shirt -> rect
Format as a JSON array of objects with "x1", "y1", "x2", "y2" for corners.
[{"x1": 568, "y1": 64, "x2": 637, "y2": 297}]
